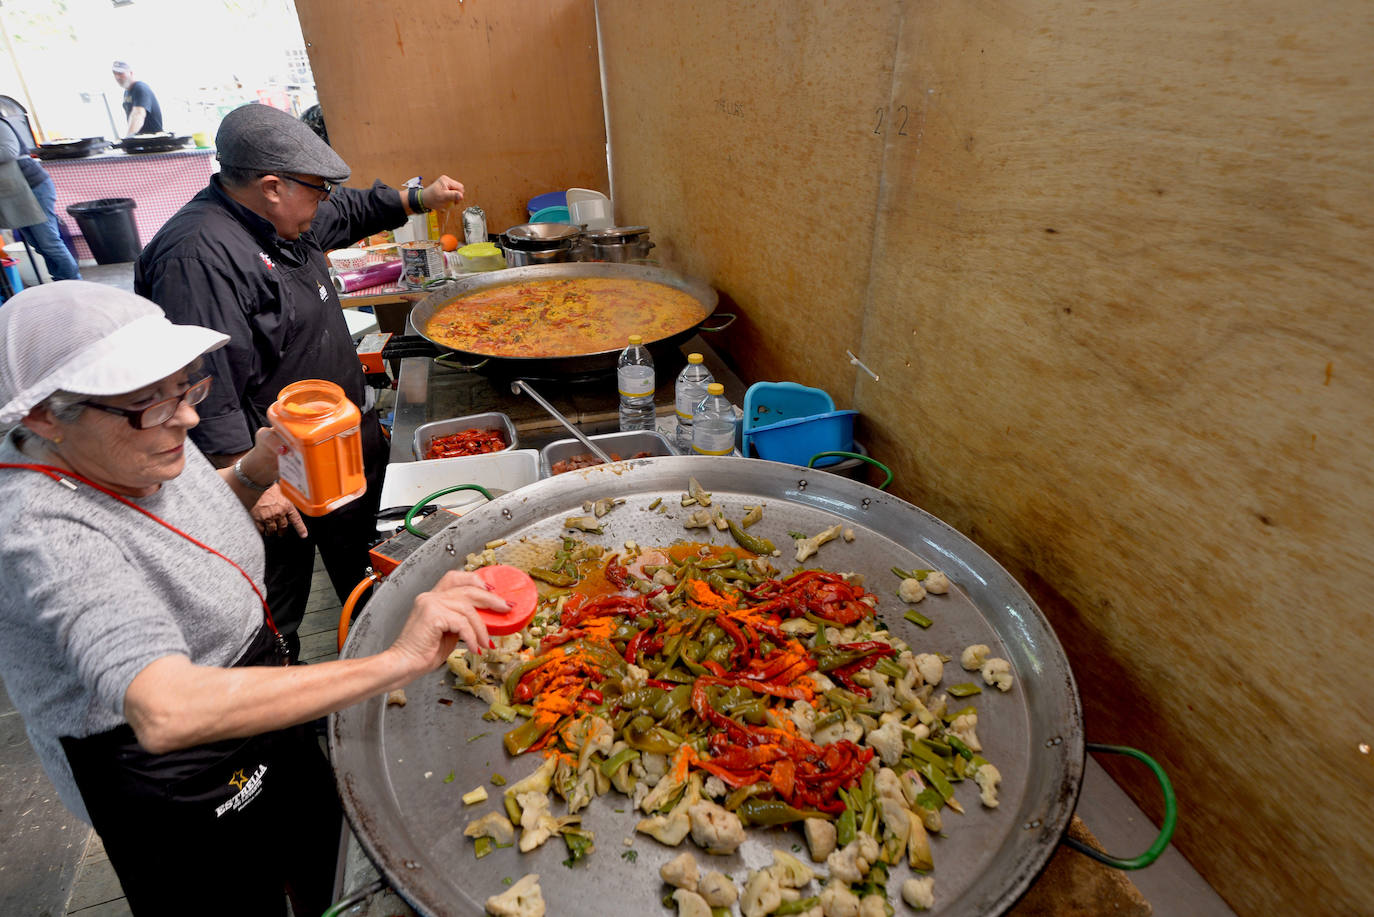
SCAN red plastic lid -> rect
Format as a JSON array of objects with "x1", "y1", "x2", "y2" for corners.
[{"x1": 475, "y1": 565, "x2": 539, "y2": 636}]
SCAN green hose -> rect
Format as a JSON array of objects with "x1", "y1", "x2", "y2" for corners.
[
  {"x1": 319, "y1": 878, "x2": 386, "y2": 916},
  {"x1": 1062, "y1": 743, "x2": 1177, "y2": 870},
  {"x1": 403, "y1": 483, "x2": 494, "y2": 538},
  {"x1": 807, "y1": 450, "x2": 893, "y2": 490}
]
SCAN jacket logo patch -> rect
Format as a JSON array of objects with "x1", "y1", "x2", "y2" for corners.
[
  {"x1": 216, "y1": 763, "x2": 267, "y2": 817},
  {"x1": 318, "y1": 282, "x2": 328, "y2": 301},
  {"x1": 258, "y1": 252, "x2": 274, "y2": 269}
]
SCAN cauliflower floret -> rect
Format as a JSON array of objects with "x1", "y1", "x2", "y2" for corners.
[
  {"x1": 672, "y1": 889, "x2": 712, "y2": 917},
  {"x1": 683, "y1": 508, "x2": 714, "y2": 529},
  {"x1": 464, "y1": 812, "x2": 516, "y2": 846},
  {"x1": 922, "y1": 570, "x2": 950, "y2": 594},
  {"x1": 804, "y1": 817, "x2": 837, "y2": 862},
  {"x1": 825, "y1": 836, "x2": 876, "y2": 884},
  {"x1": 863, "y1": 720, "x2": 906, "y2": 767},
  {"x1": 575, "y1": 716, "x2": 614, "y2": 771},
  {"x1": 741, "y1": 869, "x2": 783, "y2": 917},
  {"x1": 516, "y1": 792, "x2": 559, "y2": 852},
  {"x1": 898, "y1": 577, "x2": 927, "y2": 603},
  {"x1": 639, "y1": 752, "x2": 669, "y2": 789},
  {"x1": 814, "y1": 717, "x2": 864, "y2": 746},
  {"x1": 819, "y1": 881, "x2": 861, "y2": 917},
  {"x1": 660, "y1": 851, "x2": 700, "y2": 891},
  {"x1": 856, "y1": 831, "x2": 879, "y2": 864},
  {"x1": 902, "y1": 876, "x2": 935, "y2": 910},
  {"x1": 485, "y1": 873, "x2": 545, "y2": 917},
  {"x1": 788, "y1": 700, "x2": 818, "y2": 739},
  {"x1": 698, "y1": 870, "x2": 738, "y2": 908},
  {"x1": 622, "y1": 663, "x2": 650, "y2": 690},
  {"x1": 981, "y1": 657, "x2": 1014, "y2": 692},
  {"x1": 638, "y1": 773, "x2": 700, "y2": 846},
  {"x1": 960, "y1": 644, "x2": 991, "y2": 671},
  {"x1": 808, "y1": 670, "x2": 837, "y2": 693},
  {"x1": 688, "y1": 799, "x2": 746, "y2": 854},
  {"x1": 768, "y1": 849, "x2": 814, "y2": 888},
  {"x1": 948, "y1": 712, "x2": 982, "y2": 753},
  {"x1": 974, "y1": 762, "x2": 1003, "y2": 808},
  {"x1": 702, "y1": 775, "x2": 728, "y2": 799},
  {"x1": 795, "y1": 523, "x2": 843, "y2": 563},
  {"x1": 913, "y1": 653, "x2": 943, "y2": 687},
  {"x1": 858, "y1": 895, "x2": 887, "y2": 917}
]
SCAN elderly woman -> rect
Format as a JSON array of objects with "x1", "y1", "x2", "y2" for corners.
[{"x1": 0, "y1": 282, "x2": 507, "y2": 916}]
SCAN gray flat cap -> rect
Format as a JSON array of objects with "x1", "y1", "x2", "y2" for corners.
[{"x1": 215, "y1": 102, "x2": 350, "y2": 183}]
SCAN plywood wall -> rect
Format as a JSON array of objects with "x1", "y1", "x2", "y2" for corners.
[
  {"x1": 599, "y1": 1, "x2": 1374, "y2": 915},
  {"x1": 295, "y1": 0, "x2": 607, "y2": 234}
]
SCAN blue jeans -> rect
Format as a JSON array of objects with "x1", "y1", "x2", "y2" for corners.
[{"x1": 20, "y1": 175, "x2": 81, "y2": 281}]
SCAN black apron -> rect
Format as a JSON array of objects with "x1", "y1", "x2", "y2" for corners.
[{"x1": 61, "y1": 625, "x2": 342, "y2": 917}]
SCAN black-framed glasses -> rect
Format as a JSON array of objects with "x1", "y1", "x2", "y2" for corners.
[
  {"x1": 280, "y1": 174, "x2": 333, "y2": 199},
  {"x1": 80, "y1": 377, "x2": 213, "y2": 430}
]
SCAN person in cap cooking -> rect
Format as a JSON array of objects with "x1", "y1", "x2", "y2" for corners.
[
  {"x1": 111, "y1": 60, "x2": 163, "y2": 135},
  {"x1": 0, "y1": 281, "x2": 510, "y2": 916},
  {"x1": 135, "y1": 102, "x2": 465, "y2": 659}
]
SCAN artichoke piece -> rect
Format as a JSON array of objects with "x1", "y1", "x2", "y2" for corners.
[
  {"x1": 688, "y1": 477, "x2": 712, "y2": 506},
  {"x1": 564, "y1": 515, "x2": 603, "y2": 534}
]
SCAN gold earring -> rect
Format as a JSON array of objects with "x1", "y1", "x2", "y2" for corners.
[{"x1": 52, "y1": 435, "x2": 63, "y2": 445}]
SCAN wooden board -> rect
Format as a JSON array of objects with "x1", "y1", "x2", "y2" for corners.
[
  {"x1": 295, "y1": 0, "x2": 608, "y2": 234},
  {"x1": 600, "y1": 1, "x2": 1374, "y2": 914}
]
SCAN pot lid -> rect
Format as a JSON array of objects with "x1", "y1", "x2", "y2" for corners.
[
  {"x1": 503, "y1": 222, "x2": 582, "y2": 244},
  {"x1": 585, "y1": 225, "x2": 650, "y2": 242}
]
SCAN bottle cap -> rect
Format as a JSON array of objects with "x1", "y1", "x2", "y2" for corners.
[
  {"x1": 474, "y1": 565, "x2": 539, "y2": 636},
  {"x1": 687, "y1": 353, "x2": 704, "y2": 364},
  {"x1": 706, "y1": 383, "x2": 724, "y2": 395},
  {"x1": 628, "y1": 334, "x2": 643, "y2": 345}
]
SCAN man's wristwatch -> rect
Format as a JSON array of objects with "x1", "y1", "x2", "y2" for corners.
[
  {"x1": 408, "y1": 186, "x2": 428, "y2": 213},
  {"x1": 233, "y1": 457, "x2": 274, "y2": 492}
]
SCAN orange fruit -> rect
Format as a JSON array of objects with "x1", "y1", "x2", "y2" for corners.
[{"x1": 440, "y1": 233, "x2": 460, "y2": 252}]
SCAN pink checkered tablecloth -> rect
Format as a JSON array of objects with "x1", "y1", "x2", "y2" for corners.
[{"x1": 43, "y1": 148, "x2": 216, "y2": 262}]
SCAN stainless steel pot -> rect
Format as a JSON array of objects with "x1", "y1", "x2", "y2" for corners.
[
  {"x1": 584, "y1": 225, "x2": 655, "y2": 262},
  {"x1": 330, "y1": 457, "x2": 1084, "y2": 917},
  {"x1": 499, "y1": 243, "x2": 578, "y2": 268}
]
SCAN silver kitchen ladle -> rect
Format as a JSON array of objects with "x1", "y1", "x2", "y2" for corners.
[{"x1": 509, "y1": 379, "x2": 615, "y2": 465}]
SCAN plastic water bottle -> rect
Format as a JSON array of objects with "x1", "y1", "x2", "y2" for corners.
[
  {"x1": 691, "y1": 383, "x2": 736, "y2": 455},
  {"x1": 617, "y1": 335, "x2": 656, "y2": 431},
  {"x1": 673, "y1": 353, "x2": 714, "y2": 451}
]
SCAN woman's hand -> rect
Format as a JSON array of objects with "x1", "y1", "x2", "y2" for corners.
[
  {"x1": 422, "y1": 175, "x2": 465, "y2": 211},
  {"x1": 251, "y1": 483, "x2": 308, "y2": 537},
  {"x1": 386, "y1": 570, "x2": 512, "y2": 676}
]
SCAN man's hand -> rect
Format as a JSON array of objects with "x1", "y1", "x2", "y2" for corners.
[
  {"x1": 251, "y1": 483, "x2": 308, "y2": 537},
  {"x1": 422, "y1": 175, "x2": 465, "y2": 212}
]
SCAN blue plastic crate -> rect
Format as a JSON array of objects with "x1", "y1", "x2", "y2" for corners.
[{"x1": 749, "y1": 410, "x2": 857, "y2": 467}]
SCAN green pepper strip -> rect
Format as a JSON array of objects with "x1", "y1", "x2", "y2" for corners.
[
  {"x1": 503, "y1": 715, "x2": 557, "y2": 756},
  {"x1": 947, "y1": 735, "x2": 975, "y2": 760},
  {"x1": 948, "y1": 682, "x2": 983, "y2": 697},
  {"x1": 907, "y1": 739, "x2": 950, "y2": 772},
  {"x1": 836, "y1": 807, "x2": 857, "y2": 846},
  {"x1": 904, "y1": 608, "x2": 934, "y2": 628},
  {"x1": 653, "y1": 610, "x2": 711, "y2": 677},
  {"x1": 914, "y1": 759, "x2": 956, "y2": 801},
  {"x1": 920, "y1": 737, "x2": 954, "y2": 758},
  {"x1": 529, "y1": 567, "x2": 579, "y2": 586},
  {"x1": 773, "y1": 898, "x2": 821, "y2": 915},
  {"x1": 726, "y1": 519, "x2": 776, "y2": 555},
  {"x1": 651, "y1": 684, "x2": 693, "y2": 719},
  {"x1": 474, "y1": 836, "x2": 494, "y2": 859},
  {"x1": 599, "y1": 747, "x2": 641, "y2": 778},
  {"x1": 734, "y1": 797, "x2": 827, "y2": 826},
  {"x1": 891, "y1": 567, "x2": 930, "y2": 581}
]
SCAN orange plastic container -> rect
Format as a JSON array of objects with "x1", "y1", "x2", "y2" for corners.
[{"x1": 267, "y1": 380, "x2": 366, "y2": 516}]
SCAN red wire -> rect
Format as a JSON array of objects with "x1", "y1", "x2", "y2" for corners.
[{"x1": 0, "y1": 462, "x2": 280, "y2": 636}]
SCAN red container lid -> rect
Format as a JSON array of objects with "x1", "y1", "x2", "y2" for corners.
[{"x1": 475, "y1": 565, "x2": 538, "y2": 636}]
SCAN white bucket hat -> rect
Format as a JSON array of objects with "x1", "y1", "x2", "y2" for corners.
[{"x1": 0, "y1": 281, "x2": 228, "y2": 425}]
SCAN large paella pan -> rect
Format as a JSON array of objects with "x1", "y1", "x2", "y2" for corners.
[
  {"x1": 408, "y1": 263, "x2": 723, "y2": 377},
  {"x1": 330, "y1": 457, "x2": 1084, "y2": 916}
]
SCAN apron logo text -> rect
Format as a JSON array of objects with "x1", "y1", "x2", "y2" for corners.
[{"x1": 216, "y1": 763, "x2": 267, "y2": 817}]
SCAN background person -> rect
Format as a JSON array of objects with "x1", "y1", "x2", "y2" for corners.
[
  {"x1": 135, "y1": 102, "x2": 465, "y2": 658},
  {"x1": 111, "y1": 60, "x2": 163, "y2": 135},
  {"x1": 0, "y1": 281, "x2": 508, "y2": 916},
  {"x1": 0, "y1": 105, "x2": 81, "y2": 281}
]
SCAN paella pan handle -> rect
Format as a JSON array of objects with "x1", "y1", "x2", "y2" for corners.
[
  {"x1": 1062, "y1": 743, "x2": 1178, "y2": 870},
  {"x1": 807, "y1": 451, "x2": 894, "y2": 490},
  {"x1": 433, "y1": 353, "x2": 490, "y2": 372},
  {"x1": 698, "y1": 312, "x2": 737, "y2": 333}
]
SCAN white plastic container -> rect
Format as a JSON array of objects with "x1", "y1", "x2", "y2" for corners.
[
  {"x1": 326, "y1": 248, "x2": 367, "y2": 271},
  {"x1": 566, "y1": 187, "x2": 613, "y2": 230},
  {"x1": 377, "y1": 449, "x2": 540, "y2": 532}
]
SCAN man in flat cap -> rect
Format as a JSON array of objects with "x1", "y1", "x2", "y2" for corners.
[{"x1": 135, "y1": 102, "x2": 465, "y2": 658}]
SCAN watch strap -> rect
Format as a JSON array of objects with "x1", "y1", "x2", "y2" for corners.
[{"x1": 233, "y1": 457, "x2": 273, "y2": 492}]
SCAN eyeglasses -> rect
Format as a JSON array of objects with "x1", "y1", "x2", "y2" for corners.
[
  {"x1": 280, "y1": 174, "x2": 333, "y2": 199},
  {"x1": 80, "y1": 377, "x2": 213, "y2": 430}
]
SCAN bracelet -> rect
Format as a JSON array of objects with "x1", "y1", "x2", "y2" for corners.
[
  {"x1": 233, "y1": 457, "x2": 274, "y2": 492},
  {"x1": 408, "y1": 186, "x2": 428, "y2": 213}
]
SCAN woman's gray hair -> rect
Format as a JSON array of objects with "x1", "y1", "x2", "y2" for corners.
[{"x1": 11, "y1": 391, "x2": 86, "y2": 450}]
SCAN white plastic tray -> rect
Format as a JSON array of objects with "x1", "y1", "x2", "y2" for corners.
[{"x1": 377, "y1": 449, "x2": 540, "y2": 530}]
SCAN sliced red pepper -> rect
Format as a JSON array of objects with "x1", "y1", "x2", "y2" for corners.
[{"x1": 604, "y1": 553, "x2": 630, "y2": 590}]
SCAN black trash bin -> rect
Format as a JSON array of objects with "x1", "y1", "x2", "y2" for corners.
[{"x1": 65, "y1": 198, "x2": 141, "y2": 264}]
